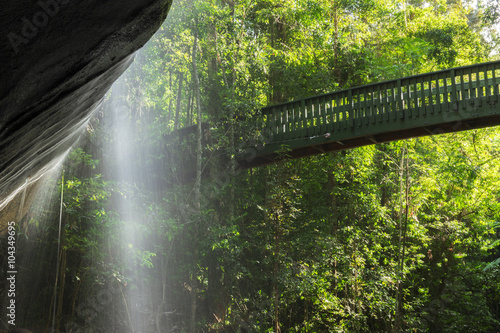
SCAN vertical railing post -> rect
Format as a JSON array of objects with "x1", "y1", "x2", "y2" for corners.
[
  {"x1": 397, "y1": 79, "x2": 404, "y2": 119},
  {"x1": 273, "y1": 106, "x2": 280, "y2": 141},
  {"x1": 301, "y1": 99, "x2": 307, "y2": 137},
  {"x1": 274, "y1": 106, "x2": 280, "y2": 141},
  {"x1": 380, "y1": 85, "x2": 386, "y2": 123},
  {"x1": 493, "y1": 63, "x2": 499, "y2": 102},
  {"x1": 493, "y1": 66, "x2": 499, "y2": 102},
  {"x1": 476, "y1": 65, "x2": 483, "y2": 107},
  {"x1": 313, "y1": 97, "x2": 319, "y2": 135},
  {"x1": 419, "y1": 75, "x2": 426, "y2": 116},
  {"x1": 383, "y1": 84, "x2": 389, "y2": 122},
  {"x1": 491, "y1": 63, "x2": 498, "y2": 101},
  {"x1": 340, "y1": 93, "x2": 347, "y2": 130},
  {"x1": 430, "y1": 75, "x2": 436, "y2": 113},
  {"x1": 442, "y1": 73, "x2": 449, "y2": 113},
  {"x1": 294, "y1": 101, "x2": 299, "y2": 139},
  {"x1": 333, "y1": 94, "x2": 340, "y2": 131},
  {"x1": 369, "y1": 86, "x2": 376, "y2": 124},
  {"x1": 283, "y1": 105, "x2": 289, "y2": 140},
  {"x1": 328, "y1": 95, "x2": 334, "y2": 133},
  {"x1": 465, "y1": 67, "x2": 472, "y2": 106},
  {"x1": 358, "y1": 88, "x2": 364, "y2": 126},
  {"x1": 348, "y1": 89, "x2": 354, "y2": 127},
  {"x1": 412, "y1": 78, "x2": 418, "y2": 118},
  {"x1": 429, "y1": 75, "x2": 435, "y2": 115},
  {"x1": 391, "y1": 82, "x2": 397, "y2": 120},
  {"x1": 451, "y1": 69, "x2": 458, "y2": 111},
  {"x1": 278, "y1": 106, "x2": 283, "y2": 141},
  {"x1": 436, "y1": 74, "x2": 442, "y2": 113},
  {"x1": 364, "y1": 87, "x2": 369, "y2": 124},
  {"x1": 304, "y1": 99, "x2": 312, "y2": 136},
  {"x1": 321, "y1": 96, "x2": 327, "y2": 133},
  {"x1": 485, "y1": 65, "x2": 493, "y2": 104},
  {"x1": 459, "y1": 69, "x2": 468, "y2": 111}
]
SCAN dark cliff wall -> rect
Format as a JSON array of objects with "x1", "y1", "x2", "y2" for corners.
[{"x1": 0, "y1": 0, "x2": 172, "y2": 210}]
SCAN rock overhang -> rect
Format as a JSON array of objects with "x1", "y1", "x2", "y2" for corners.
[{"x1": 0, "y1": 0, "x2": 172, "y2": 215}]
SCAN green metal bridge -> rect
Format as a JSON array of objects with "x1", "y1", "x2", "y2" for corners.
[{"x1": 237, "y1": 60, "x2": 500, "y2": 168}]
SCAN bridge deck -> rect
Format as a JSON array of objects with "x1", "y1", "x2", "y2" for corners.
[{"x1": 237, "y1": 61, "x2": 500, "y2": 168}]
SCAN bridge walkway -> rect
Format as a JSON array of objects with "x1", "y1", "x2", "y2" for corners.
[{"x1": 237, "y1": 61, "x2": 500, "y2": 168}]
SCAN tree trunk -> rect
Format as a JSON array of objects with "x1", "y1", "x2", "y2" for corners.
[
  {"x1": 333, "y1": 2, "x2": 341, "y2": 85},
  {"x1": 190, "y1": 279, "x2": 197, "y2": 333},
  {"x1": 193, "y1": 25, "x2": 202, "y2": 213},
  {"x1": 268, "y1": 15, "x2": 286, "y2": 104},
  {"x1": 186, "y1": 82, "x2": 193, "y2": 126},
  {"x1": 273, "y1": 226, "x2": 280, "y2": 333},
  {"x1": 168, "y1": 70, "x2": 173, "y2": 125},
  {"x1": 272, "y1": 197, "x2": 281, "y2": 333},
  {"x1": 174, "y1": 71, "x2": 184, "y2": 131},
  {"x1": 56, "y1": 248, "x2": 67, "y2": 332},
  {"x1": 394, "y1": 147, "x2": 410, "y2": 333},
  {"x1": 189, "y1": 17, "x2": 202, "y2": 333},
  {"x1": 69, "y1": 263, "x2": 85, "y2": 333}
]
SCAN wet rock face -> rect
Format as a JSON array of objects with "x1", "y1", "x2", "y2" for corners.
[{"x1": 0, "y1": 0, "x2": 171, "y2": 208}]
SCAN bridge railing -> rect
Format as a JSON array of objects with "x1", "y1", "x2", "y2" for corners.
[{"x1": 259, "y1": 61, "x2": 500, "y2": 144}]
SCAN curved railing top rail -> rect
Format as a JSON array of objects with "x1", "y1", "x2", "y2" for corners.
[{"x1": 259, "y1": 60, "x2": 500, "y2": 115}]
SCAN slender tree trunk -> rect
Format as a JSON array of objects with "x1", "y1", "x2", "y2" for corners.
[
  {"x1": 69, "y1": 263, "x2": 85, "y2": 333},
  {"x1": 394, "y1": 147, "x2": 410, "y2": 333},
  {"x1": 272, "y1": 188, "x2": 281, "y2": 333},
  {"x1": 190, "y1": 278, "x2": 197, "y2": 333},
  {"x1": 269, "y1": 15, "x2": 286, "y2": 103},
  {"x1": 189, "y1": 17, "x2": 202, "y2": 333},
  {"x1": 333, "y1": 3, "x2": 340, "y2": 85},
  {"x1": 268, "y1": 17, "x2": 274, "y2": 104},
  {"x1": 155, "y1": 237, "x2": 174, "y2": 333},
  {"x1": 174, "y1": 71, "x2": 184, "y2": 131},
  {"x1": 327, "y1": 155, "x2": 339, "y2": 298},
  {"x1": 186, "y1": 82, "x2": 193, "y2": 126},
  {"x1": 49, "y1": 174, "x2": 65, "y2": 333},
  {"x1": 168, "y1": 70, "x2": 173, "y2": 125},
  {"x1": 119, "y1": 284, "x2": 135, "y2": 333},
  {"x1": 192, "y1": 19, "x2": 202, "y2": 233},
  {"x1": 273, "y1": 221, "x2": 280, "y2": 333},
  {"x1": 56, "y1": 249, "x2": 67, "y2": 332}
]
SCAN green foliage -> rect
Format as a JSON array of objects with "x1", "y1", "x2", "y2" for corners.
[
  {"x1": 485, "y1": 221, "x2": 500, "y2": 271},
  {"x1": 13, "y1": 0, "x2": 500, "y2": 331}
]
